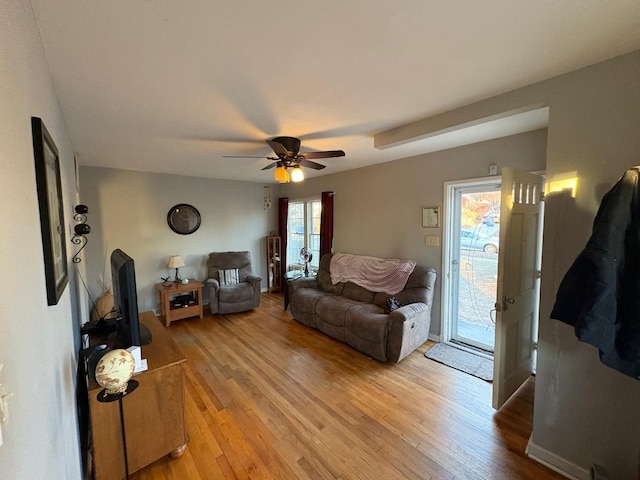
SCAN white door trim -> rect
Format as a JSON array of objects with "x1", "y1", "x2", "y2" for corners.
[{"x1": 441, "y1": 175, "x2": 502, "y2": 346}]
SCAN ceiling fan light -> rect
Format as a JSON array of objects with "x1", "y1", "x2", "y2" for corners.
[
  {"x1": 291, "y1": 166, "x2": 304, "y2": 182},
  {"x1": 274, "y1": 165, "x2": 290, "y2": 183}
]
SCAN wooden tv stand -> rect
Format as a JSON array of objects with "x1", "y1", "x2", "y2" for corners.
[{"x1": 87, "y1": 311, "x2": 188, "y2": 480}]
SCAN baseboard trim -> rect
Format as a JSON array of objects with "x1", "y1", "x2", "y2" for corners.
[
  {"x1": 526, "y1": 437, "x2": 589, "y2": 480},
  {"x1": 428, "y1": 333, "x2": 441, "y2": 342}
]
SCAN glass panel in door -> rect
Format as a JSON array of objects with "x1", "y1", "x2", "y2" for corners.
[{"x1": 453, "y1": 186, "x2": 500, "y2": 351}]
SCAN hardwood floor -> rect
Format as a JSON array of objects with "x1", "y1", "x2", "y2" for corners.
[{"x1": 130, "y1": 293, "x2": 564, "y2": 480}]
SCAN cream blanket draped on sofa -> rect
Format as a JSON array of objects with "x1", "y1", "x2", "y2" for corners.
[{"x1": 329, "y1": 253, "x2": 416, "y2": 295}]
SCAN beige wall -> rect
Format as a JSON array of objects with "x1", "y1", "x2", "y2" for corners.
[
  {"x1": 80, "y1": 132, "x2": 546, "y2": 329},
  {"x1": 75, "y1": 135, "x2": 547, "y2": 479},
  {"x1": 282, "y1": 129, "x2": 547, "y2": 337},
  {"x1": 79, "y1": 168, "x2": 277, "y2": 312},
  {"x1": 3, "y1": 1, "x2": 638, "y2": 476},
  {"x1": 76, "y1": 49, "x2": 640, "y2": 479},
  {"x1": 372, "y1": 50, "x2": 640, "y2": 479},
  {"x1": 0, "y1": 1, "x2": 83, "y2": 478},
  {"x1": 534, "y1": 49, "x2": 640, "y2": 480}
]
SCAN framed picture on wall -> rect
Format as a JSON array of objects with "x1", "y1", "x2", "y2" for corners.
[
  {"x1": 32, "y1": 116, "x2": 68, "y2": 305},
  {"x1": 422, "y1": 206, "x2": 439, "y2": 228}
]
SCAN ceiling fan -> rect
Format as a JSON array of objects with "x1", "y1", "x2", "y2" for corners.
[{"x1": 223, "y1": 136, "x2": 345, "y2": 183}]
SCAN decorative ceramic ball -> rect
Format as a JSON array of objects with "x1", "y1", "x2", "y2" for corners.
[{"x1": 95, "y1": 349, "x2": 135, "y2": 395}]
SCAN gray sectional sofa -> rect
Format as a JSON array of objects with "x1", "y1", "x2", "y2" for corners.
[{"x1": 288, "y1": 253, "x2": 436, "y2": 363}]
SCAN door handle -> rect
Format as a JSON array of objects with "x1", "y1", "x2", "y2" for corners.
[{"x1": 495, "y1": 296, "x2": 515, "y2": 312}]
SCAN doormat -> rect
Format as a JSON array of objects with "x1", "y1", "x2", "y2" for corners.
[{"x1": 424, "y1": 343, "x2": 493, "y2": 382}]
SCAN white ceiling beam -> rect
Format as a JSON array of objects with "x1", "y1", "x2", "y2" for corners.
[{"x1": 374, "y1": 104, "x2": 549, "y2": 151}]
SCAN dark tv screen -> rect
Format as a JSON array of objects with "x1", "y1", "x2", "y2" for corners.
[{"x1": 110, "y1": 248, "x2": 140, "y2": 347}]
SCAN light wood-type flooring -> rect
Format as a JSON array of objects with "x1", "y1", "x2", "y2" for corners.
[{"x1": 130, "y1": 292, "x2": 564, "y2": 480}]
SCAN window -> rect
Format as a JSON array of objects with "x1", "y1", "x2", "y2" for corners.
[{"x1": 287, "y1": 198, "x2": 321, "y2": 271}]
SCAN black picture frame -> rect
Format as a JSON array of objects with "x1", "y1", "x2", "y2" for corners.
[{"x1": 32, "y1": 117, "x2": 68, "y2": 305}]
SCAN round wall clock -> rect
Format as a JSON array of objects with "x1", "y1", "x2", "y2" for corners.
[{"x1": 167, "y1": 204, "x2": 201, "y2": 235}]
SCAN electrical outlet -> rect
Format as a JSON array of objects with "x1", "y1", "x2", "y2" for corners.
[{"x1": 425, "y1": 235, "x2": 440, "y2": 247}]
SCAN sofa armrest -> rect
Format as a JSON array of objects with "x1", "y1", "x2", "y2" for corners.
[
  {"x1": 245, "y1": 274, "x2": 262, "y2": 284},
  {"x1": 206, "y1": 277, "x2": 220, "y2": 292},
  {"x1": 288, "y1": 276, "x2": 318, "y2": 293},
  {"x1": 387, "y1": 302, "x2": 431, "y2": 363},
  {"x1": 388, "y1": 302, "x2": 429, "y2": 325}
]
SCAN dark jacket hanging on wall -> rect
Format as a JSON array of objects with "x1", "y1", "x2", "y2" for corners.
[{"x1": 551, "y1": 166, "x2": 640, "y2": 379}]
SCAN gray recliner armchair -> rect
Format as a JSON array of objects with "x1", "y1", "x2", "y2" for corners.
[{"x1": 206, "y1": 251, "x2": 262, "y2": 314}]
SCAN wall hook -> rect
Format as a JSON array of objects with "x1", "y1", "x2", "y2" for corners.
[{"x1": 71, "y1": 204, "x2": 91, "y2": 263}]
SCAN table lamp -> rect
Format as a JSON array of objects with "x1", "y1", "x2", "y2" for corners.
[{"x1": 168, "y1": 255, "x2": 185, "y2": 283}]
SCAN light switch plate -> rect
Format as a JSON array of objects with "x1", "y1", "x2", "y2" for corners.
[{"x1": 425, "y1": 235, "x2": 440, "y2": 247}]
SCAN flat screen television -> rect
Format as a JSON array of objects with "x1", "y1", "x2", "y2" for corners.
[{"x1": 111, "y1": 248, "x2": 151, "y2": 347}]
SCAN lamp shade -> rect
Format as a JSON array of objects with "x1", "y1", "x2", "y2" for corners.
[
  {"x1": 290, "y1": 166, "x2": 304, "y2": 182},
  {"x1": 168, "y1": 255, "x2": 185, "y2": 269},
  {"x1": 274, "y1": 165, "x2": 290, "y2": 183}
]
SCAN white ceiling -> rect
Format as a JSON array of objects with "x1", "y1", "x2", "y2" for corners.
[{"x1": 31, "y1": 1, "x2": 640, "y2": 183}]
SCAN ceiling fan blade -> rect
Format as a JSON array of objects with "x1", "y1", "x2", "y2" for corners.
[
  {"x1": 299, "y1": 159, "x2": 326, "y2": 170},
  {"x1": 261, "y1": 161, "x2": 279, "y2": 170},
  {"x1": 266, "y1": 140, "x2": 290, "y2": 157},
  {"x1": 299, "y1": 150, "x2": 345, "y2": 160},
  {"x1": 226, "y1": 137, "x2": 341, "y2": 176}
]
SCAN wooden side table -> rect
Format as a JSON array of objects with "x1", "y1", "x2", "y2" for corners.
[{"x1": 157, "y1": 279, "x2": 204, "y2": 327}]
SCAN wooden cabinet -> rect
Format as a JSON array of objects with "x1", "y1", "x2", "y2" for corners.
[
  {"x1": 156, "y1": 279, "x2": 204, "y2": 327},
  {"x1": 88, "y1": 311, "x2": 188, "y2": 480},
  {"x1": 267, "y1": 236, "x2": 282, "y2": 292}
]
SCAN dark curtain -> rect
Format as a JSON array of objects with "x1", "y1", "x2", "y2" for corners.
[
  {"x1": 320, "y1": 191, "x2": 334, "y2": 259},
  {"x1": 278, "y1": 197, "x2": 289, "y2": 275}
]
